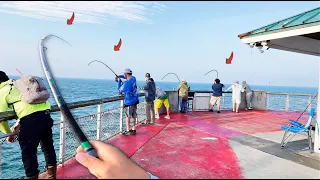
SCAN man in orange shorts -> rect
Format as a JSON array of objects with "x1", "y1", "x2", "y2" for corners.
[{"x1": 155, "y1": 86, "x2": 170, "y2": 119}]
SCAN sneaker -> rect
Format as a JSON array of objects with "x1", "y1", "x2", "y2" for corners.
[
  {"x1": 122, "y1": 130, "x2": 131, "y2": 136},
  {"x1": 209, "y1": 109, "x2": 213, "y2": 112},
  {"x1": 129, "y1": 129, "x2": 136, "y2": 135},
  {"x1": 164, "y1": 115, "x2": 170, "y2": 119},
  {"x1": 155, "y1": 115, "x2": 160, "y2": 119},
  {"x1": 248, "y1": 107, "x2": 253, "y2": 110},
  {"x1": 141, "y1": 122, "x2": 150, "y2": 125},
  {"x1": 217, "y1": 111, "x2": 220, "y2": 113}
]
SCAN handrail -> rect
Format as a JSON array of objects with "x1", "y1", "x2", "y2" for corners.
[
  {"x1": 0, "y1": 91, "x2": 316, "y2": 122},
  {"x1": 0, "y1": 93, "x2": 145, "y2": 122},
  {"x1": 266, "y1": 92, "x2": 316, "y2": 97}
]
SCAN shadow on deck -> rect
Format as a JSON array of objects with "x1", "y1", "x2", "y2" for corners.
[{"x1": 51, "y1": 110, "x2": 320, "y2": 179}]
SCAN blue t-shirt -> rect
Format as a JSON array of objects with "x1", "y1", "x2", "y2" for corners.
[{"x1": 212, "y1": 83, "x2": 224, "y2": 96}]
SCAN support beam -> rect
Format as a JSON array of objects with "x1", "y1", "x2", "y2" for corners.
[{"x1": 314, "y1": 62, "x2": 320, "y2": 153}]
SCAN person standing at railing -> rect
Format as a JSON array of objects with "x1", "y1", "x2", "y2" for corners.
[
  {"x1": 141, "y1": 73, "x2": 156, "y2": 125},
  {"x1": 241, "y1": 81, "x2": 253, "y2": 110},
  {"x1": 225, "y1": 81, "x2": 244, "y2": 113},
  {"x1": 155, "y1": 86, "x2": 171, "y2": 119},
  {"x1": 209, "y1": 78, "x2": 225, "y2": 113},
  {"x1": 115, "y1": 68, "x2": 139, "y2": 136},
  {"x1": 0, "y1": 71, "x2": 57, "y2": 179},
  {"x1": 176, "y1": 78, "x2": 190, "y2": 113}
]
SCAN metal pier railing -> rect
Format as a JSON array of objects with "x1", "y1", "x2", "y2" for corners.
[{"x1": 0, "y1": 91, "x2": 317, "y2": 178}]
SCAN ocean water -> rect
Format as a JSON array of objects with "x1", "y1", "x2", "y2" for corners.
[{"x1": 0, "y1": 77, "x2": 318, "y2": 178}]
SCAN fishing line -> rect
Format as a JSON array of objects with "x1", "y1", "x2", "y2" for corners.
[
  {"x1": 39, "y1": 34, "x2": 98, "y2": 158},
  {"x1": 294, "y1": 93, "x2": 318, "y2": 123},
  {"x1": 161, "y1": 72, "x2": 180, "y2": 82}
]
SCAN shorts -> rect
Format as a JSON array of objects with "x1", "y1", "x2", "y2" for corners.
[
  {"x1": 210, "y1": 96, "x2": 221, "y2": 106},
  {"x1": 155, "y1": 98, "x2": 170, "y2": 109},
  {"x1": 125, "y1": 104, "x2": 137, "y2": 118}
]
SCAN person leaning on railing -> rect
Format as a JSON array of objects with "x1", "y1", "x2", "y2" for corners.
[
  {"x1": 140, "y1": 73, "x2": 156, "y2": 125},
  {"x1": 115, "y1": 68, "x2": 139, "y2": 136},
  {"x1": 241, "y1": 81, "x2": 253, "y2": 110},
  {"x1": 0, "y1": 71, "x2": 57, "y2": 179},
  {"x1": 176, "y1": 78, "x2": 190, "y2": 113}
]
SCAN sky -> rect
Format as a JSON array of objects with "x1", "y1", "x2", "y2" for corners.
[{"x1": 0, "y1": 1, "x2": 319, "y2": 87}]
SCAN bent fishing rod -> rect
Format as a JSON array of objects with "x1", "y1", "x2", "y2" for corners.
[
  {"x1": 39, "y1": 34, "x2": 98, "y2": 158},
  {"x1": 204, "y1": 69, "x2": 219, "y2": 79},
  {"x1": 162, "y1": 72, "x2": 180, "y2": 82},
  {"x1": 87, "y1": 60, "x2": 130, "y2": 118},
  {"x1": 88, "y1": 60, "x2": 122, "y2": 83}
]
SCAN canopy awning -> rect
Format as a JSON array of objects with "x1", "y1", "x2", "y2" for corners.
[
  {"x1": 238, "y1": 7, "x2": 320, "y2": 56},
  {"x1": 238, "y1": 7, "x2": 320, "y2": 154}
]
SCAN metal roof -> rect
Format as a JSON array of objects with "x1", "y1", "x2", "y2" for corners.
[{"x1": 238, "y1": 7, "x2": 320, "y2": 39}]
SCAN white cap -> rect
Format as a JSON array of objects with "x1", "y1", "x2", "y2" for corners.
[
  {"x1": 123, "y1": 68, "x2": 132, "y2": 74},
  {"x1": 181, "y1": 78, "x2": 186, "y2": 82}
]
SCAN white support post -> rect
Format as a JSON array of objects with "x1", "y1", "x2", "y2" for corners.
[
  {"x1": 267, "y1": 94, "x2": 270, "y2": 110},
  {"x1": 96, "y1": 104, "x2": 102, "y2": 140},
  {"x1": 314, "y1": 64, "x2": 320, "y2": 154},
  {"x1": 59, "y1": 113, "x2": 66, "y2": 166},
  {"x1": 119, "y1": 100, "x2": 124, "y2": 132},
  {"x1": 285, "y1": 95, "x2": 290, "y2": 112},
  {"x1": 222, "y1": 93, "x2": 225, "y2": 109}
]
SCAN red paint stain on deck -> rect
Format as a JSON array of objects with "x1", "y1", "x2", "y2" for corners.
[
  {"x1": 107, "y1": 123, "x2": 167, "y2": 157},
  {"x1": 130, "y1": 122, "x2": 243, "y2": 179},
  {"x1": 53, "y1": 110, "x2": 303, "y2": 179}
]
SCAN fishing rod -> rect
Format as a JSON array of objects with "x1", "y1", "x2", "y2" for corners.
[
  {"x1": 161, "y1": 72, "x2": 180, "y2": 82},
  {"x1": 87, "y1": 60, "x2": 129, "y2": 118},
  {"x1": 16, "y1": 68, "x2": 23, "y2": 76},
  {"x1": 204, "y1": 69, "x2": 219, "y2": 79},
  {"x1": 39, "y1": 34, "x2": 98, "y2": 158},
  {"x1": 88, "y1": 60, "x2": 123, "y2": 83}
]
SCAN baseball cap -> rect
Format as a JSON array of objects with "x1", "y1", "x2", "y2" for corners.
[
  {"x1": 123, "y1": 68, "x2": 132, "y2": 74},
  {"x1": 145, "y1": 73, "x2": 151, "y2": 77}
]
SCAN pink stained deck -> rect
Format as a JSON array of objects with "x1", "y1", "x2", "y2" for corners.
[{"x1": 52, "y1": 110, "x2": 308, "y2": 179}]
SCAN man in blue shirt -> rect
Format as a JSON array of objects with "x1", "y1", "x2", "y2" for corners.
[
  {"x1": 209, "y1": 78, "x2": 225, "y2": 113},
  {"x1": 115, "y1": 68, "x2": 139, "y2": 136}
]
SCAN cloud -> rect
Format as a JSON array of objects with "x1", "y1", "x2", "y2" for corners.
[{"x1": 0, "y1": 1, "x2": 165, "y2": 25}]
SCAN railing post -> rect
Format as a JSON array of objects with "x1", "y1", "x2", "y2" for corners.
[
  {"x1": 59, "y1": 114, "x2": 66, "y2": 166},
  {"x1": 119, "y1": 100, "x2": 124, "y2": 132},
  {"x1": 222, "y1": 93, "x2": 225, "y2": 109},
  {"x1": 307, "y1": 96, "x2": 312, "y2": 112},
  {"x1": 266, "y1": 93, "x2": 269, "y2": 109},
  {"x1": 0, "y1": 142, "x2": 2, "y2": 178},
  {"x1": 285, "y1": 95, "x2": 290, "y2": 112},
  {"x1": 96, "y1": 104, "x2": 102, "y2": 140}
]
